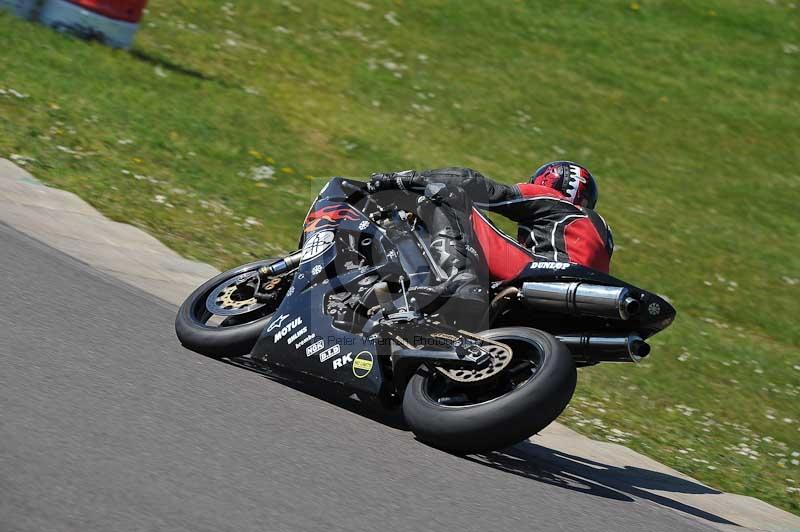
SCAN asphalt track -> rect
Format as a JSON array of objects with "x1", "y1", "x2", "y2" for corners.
[{"x1": 0, "y1": 223, "x2": 722, "y2": 532}]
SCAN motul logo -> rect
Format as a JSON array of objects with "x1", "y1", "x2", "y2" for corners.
[{"x1": 274, "y1": 317, "x2": 302, "y2": 342}]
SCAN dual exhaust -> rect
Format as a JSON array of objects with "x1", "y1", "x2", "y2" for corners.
[{"x1": 522, "y1": 281, "x2": 648, "y2": 363}]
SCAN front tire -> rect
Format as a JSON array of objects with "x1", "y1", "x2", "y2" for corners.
[
  {"x1": 402, "y1": 327, "x2": 576, "y2": 453},
  {"x1": 175, "y1": 258, "x2": 283, "y2": 358}
]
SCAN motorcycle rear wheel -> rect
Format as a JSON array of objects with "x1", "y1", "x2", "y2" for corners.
[
  {"x1": 175, "y1": 258, "x2": 284, "y2": 358},
  {"x1": 402, "y1": 327, "x2": 576, "y2": 453}
]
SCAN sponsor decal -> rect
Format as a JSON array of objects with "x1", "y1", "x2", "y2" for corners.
[
  {"x1": 286, "y1": 326, "x2": 307, "y2": 344},
  {"x1": 318, "y1": 344, "x2": 341, "y2": 363},
  {"x1": 306, "y1": 339, "x2": 325, "y2": 357},
  {"x1": 352, "y1": 351, "x2": 374, "y2": 379},
  {"x1": 304, "y1": 204, "x2": 361, "y2": 233},
  {"x1": 530, "y1": 261, "x2": 570, "y2": 270},
  {"x1": 266, "y1": 314, "x2": 290, "y2": 333},
  {"x1": 648, "y1": 302, "x2": 661, "y2": 316},
  {"x1": 294, "y1": 333, "x2": 316, "y2": 349},
  {"x1": 332, "y1": 352, "x2": 353, "y2": 370},
  {"x1": 274, "y1": 317, "x2": 302, "y2": 342},
  {"x1": 300, "y1": 230, "x2": 335, "y2": 263}
]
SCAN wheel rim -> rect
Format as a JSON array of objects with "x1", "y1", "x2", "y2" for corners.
[
  {"x1": 423, "y1": 336, "x2": 545, "y2": 408},
  {"x1": 190, "y1": 265, "x2": 292, "y2": 328}
]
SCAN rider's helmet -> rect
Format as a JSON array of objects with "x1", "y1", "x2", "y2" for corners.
[{"x1": 530, "y1": 161, "x2": 598, "y2": 209}]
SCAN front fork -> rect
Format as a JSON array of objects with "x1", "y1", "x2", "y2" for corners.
[{"x1": 258, "y1": 250, "x2": 303, "y2": 278}]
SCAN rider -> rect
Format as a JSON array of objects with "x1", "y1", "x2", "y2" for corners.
[{"x1": 369, "y1": 162, "x2": 613, "y2": 320}]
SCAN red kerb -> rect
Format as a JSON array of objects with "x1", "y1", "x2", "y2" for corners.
[{"x1": 66, "y1": 0, "x2": 148, "y2": 23}]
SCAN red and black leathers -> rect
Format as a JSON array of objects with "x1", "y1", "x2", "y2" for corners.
[{"x1": 372, "y1": 167, "x2": 614, "y2": 279}]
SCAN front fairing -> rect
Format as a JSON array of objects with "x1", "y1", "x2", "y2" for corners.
[{"x1": 250, "y1": 178, "x2": 406, "y2": 396}]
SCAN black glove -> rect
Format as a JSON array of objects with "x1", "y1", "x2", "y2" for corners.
[{"x1": 368, "y1": 170, "x2": 422, "y2": 192}]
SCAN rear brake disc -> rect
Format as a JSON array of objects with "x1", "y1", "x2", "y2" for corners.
[{"x1": 430, "y1": 332, "x2": 514, "y2": 383}]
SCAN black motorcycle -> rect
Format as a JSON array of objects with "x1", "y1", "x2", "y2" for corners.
[{"x1": 176, "y1": 178, "x2": 675, "y2": 452}]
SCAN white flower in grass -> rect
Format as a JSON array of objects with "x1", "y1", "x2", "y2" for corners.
[
  {"x1": 352, "y1": 1, "x2": 372, "y2": 10},
  {"x1": 282, "y1": 1, "x2": 301, "y2": 13},
  {"x1": 1, "y1": 88, "x2": 29, "y2": 99},
  {"x1": 244, "y1": 217, "x2": 261, "y2": 227},
  {"x1": 153, "y1": 195, "x2": 167, "y2": 204},
  {"x1": 251, "y1": 166, "x2": 275, "y2": 181},
  {"x1": 384, "y1": 11, "x2": 400, "y2": 26}
]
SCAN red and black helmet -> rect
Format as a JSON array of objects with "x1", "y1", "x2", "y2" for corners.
[{"x1": 530, "y1": 161, "x2": 598, "y2": 209}]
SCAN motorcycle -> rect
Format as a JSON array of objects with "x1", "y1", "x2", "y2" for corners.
[{"x1": 175, "y1": 178, "x2": 675, "y2": 452}]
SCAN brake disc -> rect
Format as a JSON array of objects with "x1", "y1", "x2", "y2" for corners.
[
  {"x1": 431, "y1": 332, "x2": 514, "y2": 383},
  {"x1": 205, "y1": 272, "x2": 266, "y2": 316}
]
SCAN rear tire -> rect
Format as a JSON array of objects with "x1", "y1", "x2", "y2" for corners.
[
  {"x1": 175, "y1": 259, "x2": 281, "y2": 358},
  {"x1": 402, "y1": 327, "x2": 576, "y2": 453}
]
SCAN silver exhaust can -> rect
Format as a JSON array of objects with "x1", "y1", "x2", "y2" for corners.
[
  {"x1": 521, "y1": 281, "x2": 640, "y2": 320},
  {"x1": 555, "y1": 334, "x2": 651, "y2": 363}
]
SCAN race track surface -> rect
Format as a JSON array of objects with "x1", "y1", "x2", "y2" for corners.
[{"x1": 0, "y1": 224, "x2": 721, "y2": 532}]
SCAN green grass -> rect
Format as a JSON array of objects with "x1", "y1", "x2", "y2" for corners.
[{"x1": 1, "y1": 0, "x2": 799, "y2": 514}]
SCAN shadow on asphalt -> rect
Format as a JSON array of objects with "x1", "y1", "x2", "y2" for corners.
[
  {"x1": 225, "y1": 356, "x2": 409, "y2": 430},
  {"x1": 222, "y1": 356, "x2": 738, "y2": 527},
  {"x1": 467, "y1": 442, "x2": 739, "y2": 527}
]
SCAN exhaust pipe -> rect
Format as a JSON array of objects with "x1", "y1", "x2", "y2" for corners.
[
  {"x1": 556, "y1": 334, "x2": 650, "y2": 363},
  {"x1": 521, "y1": 281, "x2": 640, "y2": 320}
]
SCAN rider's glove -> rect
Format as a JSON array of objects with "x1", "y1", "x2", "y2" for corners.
[{"x1": 368, "y1": 170, "x2": 423, "y2": 192}]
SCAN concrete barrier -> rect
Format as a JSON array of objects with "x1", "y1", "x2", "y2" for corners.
[{"x1": 0, "y1": 0, "x2": 40, "y2": 19}]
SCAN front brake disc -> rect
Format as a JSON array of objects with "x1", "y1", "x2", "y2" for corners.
[{"x1": 205, "y1": 272, "x2": 266, "y2": 316}]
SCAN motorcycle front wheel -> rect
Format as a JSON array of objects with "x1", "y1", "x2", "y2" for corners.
[
  {"x1": 402, "y1": 327, "x2": 576, "y2": 453},
  {"x1": 175, "y1": 258, "x2": 287, "y2": 358}
]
